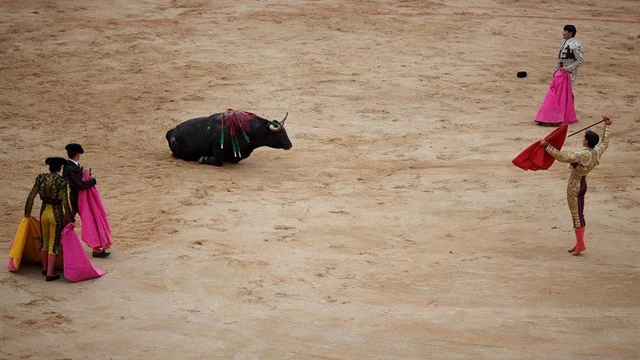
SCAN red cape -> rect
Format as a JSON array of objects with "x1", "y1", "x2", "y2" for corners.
[{"x1": 512, "y1": 124, "x2": 568, "y2": 170}]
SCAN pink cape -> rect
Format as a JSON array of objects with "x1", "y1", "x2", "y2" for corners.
[
  {"x1": 7, "y1": 217, "x2": 104, "y2": 282},
  {"x1": 78, "y1": 170, "x2": 113, "y2": 249},
  {"x1": 535, "y1": 71, "x2": 578, "y2": 125},
  {"x1": 61, "y1": 223, "x2": 104, "y2": 282},
  {"x1": 512, "y1": 124, "x2": 568, "y2": 171}
]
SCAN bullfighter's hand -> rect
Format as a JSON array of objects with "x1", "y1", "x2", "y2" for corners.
[
  {"x1": 540, "y1": 139, "x2": 549, "y2": 147},
  {"x1": 603, "y1": 116, "x2": 612, "y2": 126}
]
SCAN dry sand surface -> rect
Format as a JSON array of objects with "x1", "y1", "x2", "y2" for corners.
[{"x1": 1, "y1": 0, "x2": 639, "y2": 359}]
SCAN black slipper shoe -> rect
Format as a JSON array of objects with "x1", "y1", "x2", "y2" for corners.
[
  {"x1": 45, "y1": 274, "x2": 60, "y2": 282},
  {"x1": 92, "y1": 250, "x2": 111, "y2": 258}
]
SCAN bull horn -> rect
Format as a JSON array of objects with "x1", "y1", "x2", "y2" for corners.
[
  {"x1": 268, "y1": 121, "x2": 281, "y2": 132},
  {"x1": 269, "y1": 112, "x2": 288, "y2": 132}
]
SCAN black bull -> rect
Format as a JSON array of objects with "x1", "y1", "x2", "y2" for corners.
[{"x1": 166, "y1": 111, "x2": 292, "y2": 166}]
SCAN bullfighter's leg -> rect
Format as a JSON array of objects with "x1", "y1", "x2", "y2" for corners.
[
  {"x1": 566, "y1": 178, "x2": 581, "y2": 253},
  {"x1": 41, "y1": 205, "x2": 60, "y2": 281},
  {"x1": 571, "y1": 177, "x2": 588, "y2": 256},
  {"x1": 40, "y1": 207, "x2": 51, "y2": 276},
  {"x1": 576, "y1": 176, "x2": 587, "y2": 228},
  {"x1": 567, "y1": 180, "x2": 581, "y2": 229}
]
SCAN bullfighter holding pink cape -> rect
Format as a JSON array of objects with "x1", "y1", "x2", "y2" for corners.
[
  {"x1": 78, "y1": 169, "x2": 114, "y2": 254},
  {"x1": 7, "y1": 217, "x2": 104, "y2": 282},
  {"x1": 8, "y1": 153, "x2": 104, "y2": 282},
  {"x1": 535, "y1": 24, "x2": 584, "y2": 126}
]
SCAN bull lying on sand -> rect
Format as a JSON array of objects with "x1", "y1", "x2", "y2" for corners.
[{"x1": 166, "y1": 109, "x2": 292, "y2": 166}]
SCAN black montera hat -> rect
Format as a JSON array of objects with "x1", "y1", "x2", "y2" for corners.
[
  {"x1": 65, "y1": 143, "x2": 84, "y2": 154},
  {"x1": 45, "y1": 157, "x2": 68, "y2": 167},
  {"x1": 516, "y1": 71, "x2": 527, "y2": 78}
]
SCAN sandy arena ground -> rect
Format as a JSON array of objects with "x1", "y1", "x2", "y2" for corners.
[{"x1": 1, "y1": 1, "x2": 639, "y2": 359}]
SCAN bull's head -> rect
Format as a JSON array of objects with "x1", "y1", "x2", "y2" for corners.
[{"x1": 266, "y1": 112, "x2": 292, "y2": 150}]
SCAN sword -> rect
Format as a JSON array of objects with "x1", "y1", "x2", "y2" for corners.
[{"x1": 567, "y1": 116, "x2": 608, "y2": 137}]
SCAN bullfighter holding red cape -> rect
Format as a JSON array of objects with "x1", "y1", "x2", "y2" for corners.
[{"x1": 513, "y1": 116, "x2": 613, "y2": 255}]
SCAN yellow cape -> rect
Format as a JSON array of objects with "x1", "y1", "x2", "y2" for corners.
[{"x1": 8, "y1": 216, "x2": 63, "y2": 271}]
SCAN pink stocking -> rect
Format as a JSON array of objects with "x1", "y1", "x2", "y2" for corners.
[
  {"x1": 47, "y1": 254, "x2": 57, "y2": 276},
  {"x1": 40, "y1": 251, "x2": 48, "y2": 272}
]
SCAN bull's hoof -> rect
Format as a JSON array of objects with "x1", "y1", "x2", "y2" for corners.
[{"x1": 198, "y1": 156, "x2": 223, "y2": 166}]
